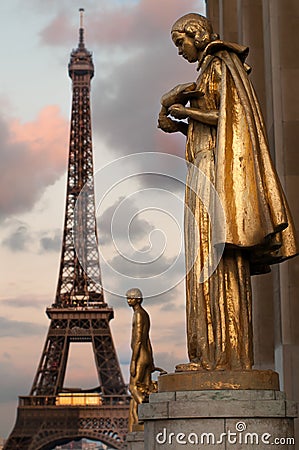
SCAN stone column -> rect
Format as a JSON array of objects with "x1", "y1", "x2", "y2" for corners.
[
  {"x1": 237, "y1": 0, "x2": 276, "y2": 372},
  {"x1": 206, "y1": 0, "x2": 299, "y2": 439},
  {"x1": 262, "y1": 0, "x2": 299, "y2": 440}
]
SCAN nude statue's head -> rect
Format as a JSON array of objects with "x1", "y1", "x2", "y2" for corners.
[
  {"x1": 126, "y1": 288, "x2": 143, "y2": 307},
  {"x1": 171, "y1": 14, "x2": 218, "y2": 62}
]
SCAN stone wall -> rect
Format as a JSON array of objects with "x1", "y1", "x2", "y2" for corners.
[{"x1": 206, "y1": 0, "x2": 299, "y2": 439}]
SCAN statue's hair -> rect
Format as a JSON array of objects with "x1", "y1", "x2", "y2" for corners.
[
  {"x1": 171, "y1": 13, "x2": 217, "y2": 47},
  {"x1": 126, "y1": 288, "x2": 143, "y2": 302}
]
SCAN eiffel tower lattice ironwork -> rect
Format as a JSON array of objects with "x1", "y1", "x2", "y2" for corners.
[{"x1": 4, "y1": 9, "x2": 130, "y2": 450}]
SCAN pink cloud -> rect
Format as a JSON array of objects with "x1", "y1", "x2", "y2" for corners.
[
  {"x1": 39, "y1": 0, "x2": 203, "y2": 47},
  {"x1": 0, "y1": 105, "x2": 68, "y2": 218},
  {"x1": 88, "y1": 0, "x2": 202, "y2": 45},
  {"x1": 9, "y1": 106, "x2": 67, "y2": 167},
  {"x1": 39, "y1": 11, "x2": 74, "y2": 47},
  {"x1": 138, "y1": 0, "x2": 201, "y2": 29}
]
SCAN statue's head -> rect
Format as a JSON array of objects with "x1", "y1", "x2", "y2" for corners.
[
  {"x1": 126, "y1": 288, "x2": 143, "y2": 307},
  {"x1": 171, "y1": 13, "x2": 217, "y2": 62}
]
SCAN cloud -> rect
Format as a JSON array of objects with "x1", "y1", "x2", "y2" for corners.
[
  {"x1": 87, "y1": 2, "x2": 204, "y2": 169},
  {"x1": 98, "y1": 195, "x2": 155, "y2": 245},
  {"x1": 0, "y1": 360, "x2": 33, "y2": 403},
  {"x1": 101, "y1": 244, "x2": 185, "y2": 307},
  {"x1": 154, "y1": 351, "x2": 186, "y2": 374},
  {"x1": 0, "y1": 296, "x2": 50, "y2": 310},
  {"x1": 108, "y1": 250, "x2": 179, "y2": 279},
  {"x1": 97, "y1": 188, "x2": 186, "y2": 298},
  {"x1": 159, "y1": 299, "x2": 184, "y2": 312},
  {"x1": 1, "y1": 220, "x2": 62, "y2": 254},
  {"x1": 0, "y1": 105, "x2": 68, "y2": 220},
  {"x1": 39, "y1": 10, "x2": 74, "y2": 47},
  {"x1": 91, "y1": 43, "x2": 189, "y2": 157},
  {"x1": 0, "y1": 317, "x2": 46, "y2": 338},
  {"x1": 40, "y1": 229, "x2": 62, "y2": 252},
  {"x1": 2, "y1": 224, "x2": 31, "y2": 251},
  {"x1": 100, "y1": 201, "x2": 186, "y2": 294}
]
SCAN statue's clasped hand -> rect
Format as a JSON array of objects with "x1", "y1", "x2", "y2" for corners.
[
  {"x1": 168, "y1": 104, "x2": 189, "y2": 120},
  {"x1": 158, "y1": 82, "x2": 200, "y2": 133},
  {"x1": 158, "y1": 105, "x2": 181, "y2": 133}
]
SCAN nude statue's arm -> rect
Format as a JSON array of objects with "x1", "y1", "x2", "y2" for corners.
[
  {"x1": 130, "y1": 314, "x2": 143, "y2": 377},
  {"x1": 169, "y1": 104, "x2": 219, "y2": 126}
]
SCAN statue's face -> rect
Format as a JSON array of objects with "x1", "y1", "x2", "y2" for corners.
[
  {"x1": 172, "y1": 31, "x2": 198, "y2": 63},
  {"x1": 127, "y1": 296, "x2": 140, "y2": 307}
]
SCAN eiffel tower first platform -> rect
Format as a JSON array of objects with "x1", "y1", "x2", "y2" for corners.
[{"x1": 4, "y1": 9, "x2": 130, "y2": 450}]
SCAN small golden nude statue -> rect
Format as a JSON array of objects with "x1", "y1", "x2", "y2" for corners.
[
  {"x1": 126, "y1": 288, "x2": 165, "y2": 431},
  {"x1": 158, "y1": 13, "x2": 298, "y2": 372}
]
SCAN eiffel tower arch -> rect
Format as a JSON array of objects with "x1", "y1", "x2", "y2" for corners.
[{"x1": 4, "y1": 9, "x2": 130, "y2": 450}]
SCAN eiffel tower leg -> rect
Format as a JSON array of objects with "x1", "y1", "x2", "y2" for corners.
[
  {"x1": 30, "y1": 325, "x2": 69, "y2": 396},
  {"x1": 4, "y1": 434, "x2": 32, "y2": 450},
  {"x1": 92, "y1": 320, "x2": 127, "y2": 396}
]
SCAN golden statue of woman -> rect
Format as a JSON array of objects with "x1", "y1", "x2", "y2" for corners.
[{"x1": 159, "y1": 13, "x2": 297, "y2": 371}]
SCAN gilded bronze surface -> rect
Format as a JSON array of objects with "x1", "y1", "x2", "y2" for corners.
[
  {"x1": 159, "y1": 13, "x2": 298, "y2": 373},
  {"x1": 158, "y1": 370, "x2": 280, "y2": 392},
  {"x1": 126, "y1": 288, "x2": 157, "y2": 432}
]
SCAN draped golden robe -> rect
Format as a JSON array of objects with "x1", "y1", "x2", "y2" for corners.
[{"x1": 185, "y1": 41, "x2": 297, "y2": 370}]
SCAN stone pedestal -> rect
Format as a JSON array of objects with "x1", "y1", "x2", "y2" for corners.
[
  {"x1": 125, "y1": 431, "x2": 144, "y2": 450},
  {"x1": 139, "y1": 389, "x2": 297, "y2": 449}
]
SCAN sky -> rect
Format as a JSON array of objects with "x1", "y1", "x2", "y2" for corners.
[{"x1": 0, "y1": 0, "x2": 206, "y2": 439}]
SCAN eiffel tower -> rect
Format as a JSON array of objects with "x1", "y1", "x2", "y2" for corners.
[{"x1": 4, "y1": 9, "x2": 130, "y2": 450}]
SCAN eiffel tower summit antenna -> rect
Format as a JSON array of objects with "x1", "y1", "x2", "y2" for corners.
[
  {"x1": 79, "y1": 7, "x2": 84, "y2": 27},
  {"x1": 4, "y1": 9, "x2": 130, "y2": 450},
  {"x1": 79, "y1": 7, "x2": 85, "y2": 47}
]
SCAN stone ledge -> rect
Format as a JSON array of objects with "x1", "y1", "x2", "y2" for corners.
[
  {"x1": 168, "y1": 399, "x2": 288, "y2": 419},
  {"x1": 149, "y1": 391, "x2": 176, "y2": 403},
  {"x1": 140, "y1": 390, "x2": 298, "y2": 421},
  {"x1": 138, "y1": 402, "x2": 168, "y2": 420},
  {"x1": 150, "y1": 389, "x2": 285, "y2": 403}
]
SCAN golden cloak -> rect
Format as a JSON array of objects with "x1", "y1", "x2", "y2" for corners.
[{"x1": 201, "y1": 41, "x2": 298, "y2": 274}]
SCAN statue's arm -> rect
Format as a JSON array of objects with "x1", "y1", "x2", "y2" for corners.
[
  {"x1": 130, "y1": 314, "x2": 143, "y2": 377},
  {"x1": 167, "y1": 59, "x2": 221, "y2": 127},
  {"x1": 169, "y1": 104, "x2": 219, "y2": 126}
]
